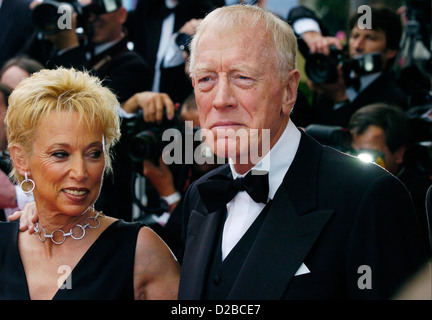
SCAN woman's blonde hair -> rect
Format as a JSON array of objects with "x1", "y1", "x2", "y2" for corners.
[
  {"x1": 5, "y1": 67, "x2": 121, "y2": 183},
  {"x1": 188, "y1": 4, "x2": 298, "y2": 81}
]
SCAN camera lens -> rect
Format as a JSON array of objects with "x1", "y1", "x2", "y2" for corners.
[
  {"x1": 32, "y1": 2, "x2": 63, "y2": 34},
  {"x1": 305, "y1": 53, "x2": 339, "y2": 84},
  {"x1": 129, "y1": 130, "x2": 161, "y2": 163}
]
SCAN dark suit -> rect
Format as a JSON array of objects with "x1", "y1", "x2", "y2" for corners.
[
  {"x1": 0, "y1": 0, "x2": 35, "y2": 68},
  {"x1": 47, "y1": 34, "x2": 152, "y2": 104},
  {"x1": 179, "y1": 130, "x2": 429, "y2": 299},
  {"x1": 126, "y1": 0, "x2": 220, "y2": 104},
  {"x1": 314, "y1": 69, "x2": 409, "y2": 127}
]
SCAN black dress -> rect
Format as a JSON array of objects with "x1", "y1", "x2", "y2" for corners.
[{"x1": 0, "y1": 220, "x2": 143, "y2": 300}]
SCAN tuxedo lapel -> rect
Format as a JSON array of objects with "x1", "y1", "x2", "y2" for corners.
[
  {"x1": 228, "y1": 132, "x2": 334, "y2": 299},
  {"x1": 179, "y1": 166, "x2": 232, "y2": 299},
  {"x1": 228, "y1": 184, "x2": 333, "y2": 299},
  {"x1": 179, "y1": 208, "x2": 224, "y2": 299},
  {"x1": 181, "y1": 132, "x2": 335, "y2": 300}
]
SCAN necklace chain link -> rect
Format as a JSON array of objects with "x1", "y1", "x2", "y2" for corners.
[{"x1": 34, "y1": 212, "x2": 104, "y2": 245}]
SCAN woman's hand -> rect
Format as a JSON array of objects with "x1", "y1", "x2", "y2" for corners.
[{"x1": 8, "y1": 202, "x2": 39, "y2": 233}]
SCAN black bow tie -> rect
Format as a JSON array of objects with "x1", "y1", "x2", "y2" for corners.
[{"x1": 197, "y1": 170, "x2": 269, "y2": 212}]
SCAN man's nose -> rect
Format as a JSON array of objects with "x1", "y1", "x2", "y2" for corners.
[
  {"x1": 352, "y1": 37, "x2": 365, "y2": 54},
  {"x1": 212, "y1": 76, "x2": 236, "y2": 109}
]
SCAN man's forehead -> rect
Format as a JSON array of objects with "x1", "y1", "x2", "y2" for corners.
[
  {"x1": 350, "y1": 26, "x2": 385, "y2": 37},
  {"x1": 195, "y1": 28, "x2": 270, "y2": 58}
]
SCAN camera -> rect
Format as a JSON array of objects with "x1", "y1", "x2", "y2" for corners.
[
  {"x1": 305, "y1": 124, "x2": 432, "y2": 175},
  {"x1": 304, "y1": 46, "x2": 382, "y2": 84},
  {"x1": 121, "y1": 110, "x2": 182, "y2": 171},
  {"x1": 175, "y1": 33, "x2": 193, "y2": 55},
  {"x1": 32, "y1": 0, "x2": 122, "y2": 35},
  {"x1": 305, "y1": 124, "x2": 352, "y2": 152},
  {"x1": 305, "y1": 124, "x2": 385, "y2": 165}
]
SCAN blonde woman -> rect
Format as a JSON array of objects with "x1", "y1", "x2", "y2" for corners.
[{"x1": 0, "y1": 67, "x2": 180, "y2": 300}]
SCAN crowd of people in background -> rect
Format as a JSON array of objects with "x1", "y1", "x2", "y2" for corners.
[{"x1": 0, "y1": 0, "x2": 431, "y2": 300}]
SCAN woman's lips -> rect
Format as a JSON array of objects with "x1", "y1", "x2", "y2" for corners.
[{"x1": 62, "y1": 188, "x2": 89, "y2": 201}]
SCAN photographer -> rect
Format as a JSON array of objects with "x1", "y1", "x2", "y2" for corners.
[
  {"x1": 288, "y1": 5, "x2": 409, "y2": 127},
  {"x1": 27, "y1": 0, "x2": 152, "y2": 104},
  {"x1": 348, "y1": 103, "x2": 431, "y2": 250},
  {"x1": 125, "y1": 0, "x2": 221, "y2": 106}
]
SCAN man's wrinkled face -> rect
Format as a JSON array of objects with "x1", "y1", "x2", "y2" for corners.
[{"x1": 191, "y1": 25, "x2": 297, "y2": 171}]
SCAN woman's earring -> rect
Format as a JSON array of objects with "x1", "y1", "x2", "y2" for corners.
[{"x1": 20, "y1": 172, "x2": 35, "y2": 195}]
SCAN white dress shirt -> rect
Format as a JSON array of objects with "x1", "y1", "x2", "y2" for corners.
[
  {"x1": 221, "y1": 119, "x2": 301, "y2": 260},
  {"x1": 152, "y1": 0, "x2": 185, "y2": 92}
]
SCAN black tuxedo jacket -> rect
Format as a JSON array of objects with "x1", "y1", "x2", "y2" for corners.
[
  {"x1": 179, "y1": 131, "x2": 429, "y2": 299},
  {"x1": 47, "y1": 35, "x2": 152, "y2": 104},
  {"x1": 315, "y1": 69, "x2": 409, "y2": 127}
]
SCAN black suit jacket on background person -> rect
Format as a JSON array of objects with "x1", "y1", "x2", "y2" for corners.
[
  {"x1": 179, "y1": 130, "x2": 429, "y2": 300},
  {"x1": 0, "y1": 0, "x2": 35, "y2": 68},
  {"x1": 314, "y1": 69, "x2": 409, "y2": 127},
  {"x1": 126, "y1": 0, "x2": 219, "y2": 104},
  {"x1": 47, "y1": 35, "x2": 152, "y2": 104}
]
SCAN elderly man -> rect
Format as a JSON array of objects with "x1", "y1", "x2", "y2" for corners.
[{"x1": 178, "y1": 5, "x2": 429, "y2": 300}]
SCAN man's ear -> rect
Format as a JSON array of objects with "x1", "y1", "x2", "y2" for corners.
[
  {"x1": 9, "y1": 145, "x2": 29, "y2": 176},
  {"x1": 394, "y1": 145, "x2": 406, "y2": 165},
  {"x1": 281, "y1": 69, "x2": 300, "y2": 116},
  {"x1": 118, "y1": 6, "x2": 128, "y2": 24}
]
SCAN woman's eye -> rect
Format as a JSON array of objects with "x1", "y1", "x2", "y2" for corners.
[
  {"x1": 89, "y1": 150, "x2": 103, "y2": 159},
  {"x1": 52, "y1": 151, "x2": 69, "y2": 159}
]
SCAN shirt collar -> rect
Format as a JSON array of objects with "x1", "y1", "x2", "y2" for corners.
[
  {"x1": 346, "y1": 71, "x2": 382, "y2": 102},
  {"x1": 93, "y1": 32, "x2": 124, "y2": 56},
  {"x1": 229, "y1": 119, "x2": 301, "y2": 199},
  {"x1": 165, "y1": 0, "x2": 178, "y2": 9}
]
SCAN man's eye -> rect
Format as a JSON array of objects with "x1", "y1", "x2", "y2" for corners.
[
  {"x1": 199, "y1": 76, "x2": 211, "y2": 82},
  {"x1": 196, "y1": 76, "x2": 215, "y2": 91},
  {"x1": 234, "y1": 75, "x2": 254, "y2": 87}
]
